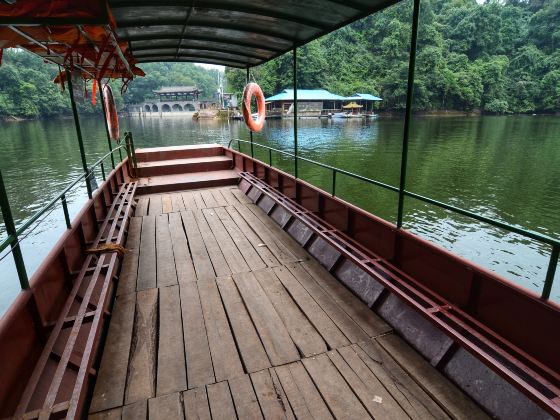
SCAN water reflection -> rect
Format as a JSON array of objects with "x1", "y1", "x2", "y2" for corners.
[{"x1": 0, "y1": 114, "x2": 558, "y2": 313}]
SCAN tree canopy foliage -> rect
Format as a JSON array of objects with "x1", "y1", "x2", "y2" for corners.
[
  {"x1": 0, "y1": 52, "x2": 220, "y2": 119},
  {"x1": 226, "y1": 0, "x2": 560, "y2": 114}
]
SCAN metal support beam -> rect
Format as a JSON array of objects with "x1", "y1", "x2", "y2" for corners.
[
  {"x1": 396, "y1": 0, "x2": 420, "y2": 228},
  {"x1": 66, "y1": 69, "x2": 92, "y2": 199},
  {"x1": 247, "y1": 67, "x2": 254, "y2": 158},
  {"x1": 99, "y1": 80, "x2": 116, "y2": 169},
  {"x1": 293, "y1": 47, "x2": 298, "y2": 178},
  {"x1": 0, "y1": 170, "x2": 29, "y2": 290}
]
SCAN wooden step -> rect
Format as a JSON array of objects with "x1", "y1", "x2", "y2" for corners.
[
  {"x1": 135, "y1": 144, "x2": 224, "y2": 163},
  {"x1": 136, "y1": 156, "x2": 233, "y2": 177},
  {"x1": 137, "y1": 170, "x2": 239, "y2": 194}
]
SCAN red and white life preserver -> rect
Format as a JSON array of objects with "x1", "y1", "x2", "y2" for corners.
[
  {"x1": 102, "y1": 84, "x2": 120, "y2": 140},
  {"x1": 242, "y1": 82, "x2": 266, "y2": 132}
]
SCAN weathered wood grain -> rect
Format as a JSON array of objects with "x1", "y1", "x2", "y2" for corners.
[
  {"x1": 125, "y1": 289, "x2": 158, "y2": 405},
  {"x1": 136, "y1": 215, "x2": 157, "y2": 291},
  {"x1": 216, "y1": 276, "x2": 270, "y2": 373},
  {"x1": 90, "y1": 293, "x2": 136, "y2": 413},
  {"x1": 234, "y1": 272, "x2": 299, "y2": 366},
  {"x1": 157, "y1": 285, "x2": 187, "y2": 396},
  {"x1": 180, "y1": 282, "x2": 215, "y2": 389},
  {"x1": 156, "y1": 213, "x2": 178, "y2": 287}
]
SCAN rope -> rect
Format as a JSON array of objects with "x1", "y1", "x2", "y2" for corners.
[{"x1": 85, "y1": 243, "x2": 128, "y2": 259}]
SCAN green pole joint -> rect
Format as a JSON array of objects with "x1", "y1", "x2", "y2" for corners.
[
  {"x1": 0, "y1": 170, "x2": 29, "y2": 290},
  {"x1": 66, "y1": 69, "x2": 92, "y2": 199},
  {"x1": 396, "y1": 0, "x2": 421, "y2": 229},
  {"x1": 293, "y1": 47, "x2": 298, "y2": 179}
]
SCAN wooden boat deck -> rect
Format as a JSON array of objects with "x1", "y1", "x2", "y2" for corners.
[{"x1": 88, "y1": 186, "x2": 487, "y2": 420}]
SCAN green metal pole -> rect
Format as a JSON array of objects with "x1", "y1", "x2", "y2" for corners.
[
  {"x1": 99, "y1": 79, "x2": 116, "y2": 170},
  {"x1": 247, "y1": 67, "x2": 254, "y2": 159},
  {"x1": 128, "y1": 131, "x2": 138, "y2": 170},
  {"x1": 61, "y1": 194, "x2": 71, "y2": 229},
  {"x1": 396, "y1": 0, "x2": 421, "y2": 228},
  {"x1": 125, "y1": 135, "x2": 134, "y2": 177},
  {"x1": 542, "y1": 245, "x2": 559, "y2": 300},
  {"x1": 66, "y1": 69, "x2": 92, "y2": 199},
  {"x1": 0, "y1": 170, "x2": 29, "y2": 290},
  {"x1": 293, "y1": 47, "x2": 298, "y2": 178}
]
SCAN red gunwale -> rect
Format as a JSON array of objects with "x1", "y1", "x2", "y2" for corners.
[
  {"x1": 0, "y1": 160, "x2": 131, "y2": 417},
  {"x1": 225, "y1": 146, "x2": 560, "y2": 416}
]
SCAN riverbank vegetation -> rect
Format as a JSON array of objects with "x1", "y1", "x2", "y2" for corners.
[
  {"x1": 0, "y1": 53, "x2": 219, "y2": 119},
  {"x1": 226, "y1": 0, "x2": 560, "y2": 114},
  {"x1": 1, "y1": 0, "x2": 558, "y2": 119}
]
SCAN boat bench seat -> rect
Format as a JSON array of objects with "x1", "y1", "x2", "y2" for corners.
[
  {"x1": 13, "y1": 181, "x2": 137, "y2": 419},
  {"x1": 237, "y1": 171, "x2": 560, "y2": 418}
]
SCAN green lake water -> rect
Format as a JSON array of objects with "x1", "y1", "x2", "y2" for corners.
[{"x1": 0, "y1": 114, "x2": 559, "y2": 314}]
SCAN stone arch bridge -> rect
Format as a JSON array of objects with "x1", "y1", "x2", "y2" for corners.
[{"x1": 140, "y1": 100, "x2": 199, "y2": 114}]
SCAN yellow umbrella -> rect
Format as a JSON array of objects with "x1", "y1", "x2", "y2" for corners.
[{"x1": 342, "y1": 102, "x2": 363, "y2": 109}]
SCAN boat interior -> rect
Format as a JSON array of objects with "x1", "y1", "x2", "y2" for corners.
[{"x1": 0, "y1": 1, "x2": 559, "y2": 419}]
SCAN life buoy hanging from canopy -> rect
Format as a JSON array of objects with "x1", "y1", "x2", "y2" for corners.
[
  {"x1": 102, "y1": 84, "x2": 120, "y2": 141},
  {"x1": 242, "y1": 82, "x2": 266, "y2": 132}
]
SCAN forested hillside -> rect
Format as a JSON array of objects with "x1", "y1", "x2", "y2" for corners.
[
  {"x1": 1, "y1": 0, "x2": 558, "y2": 118},
  {"x1": 0, "y1": 53, "x2": 220, "y2": 119},
  {"x1": 226, "y1": 0, "x2": 560, "y2": 114}
]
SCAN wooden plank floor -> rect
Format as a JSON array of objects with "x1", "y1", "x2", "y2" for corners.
[{"x1": 89, "y1": 186, "x2": 488, "y2": 420}]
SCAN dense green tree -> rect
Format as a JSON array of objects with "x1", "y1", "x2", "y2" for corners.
[
  {"x1": 0, "y1": 51, "x2": 219, "y2": 119},
  {"x1": 225, "y1": 0, "x2": 559, "y2": 114},
  {"x1": 0, "y1": 0, "x2": 558, "y2": 117}
]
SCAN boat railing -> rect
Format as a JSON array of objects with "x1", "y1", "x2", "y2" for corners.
[
  {"x1": 228, "y1": 137, "x2": 559, "y2": 301},
  {"x1": 0, "y1": 144, "x2": 129, "y2": 291}
]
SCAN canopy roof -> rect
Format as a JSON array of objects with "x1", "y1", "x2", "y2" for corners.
[
  {"x1": 345, "y1": 93, "x2": 382, "y2": 101},
  {"x1": 343, "y1": 101, "x2": 363, "y2": 108},
  {"x1": 154, "y1": 86, "x2": 200, "y2": 94},
  {"x1": 266, "y1": 89, "x2": 345, "y2": 101},
  {"x1": 109, "y1": 0, "x2": 399, "y2": 68}
]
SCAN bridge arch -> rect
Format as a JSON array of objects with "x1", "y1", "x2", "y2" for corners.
[
  {"x1": 151, "y1": 104, "x2": 158, "y2": 112},
  {"x1": 172, "y1": 104, "x2": 183, "y2": 112},
  {"x1": 183, "y1": 103, "x2": 196, "y2": 111},
  {"x1": 162, "y1": 104, "x2": 171, "y2": 112}
]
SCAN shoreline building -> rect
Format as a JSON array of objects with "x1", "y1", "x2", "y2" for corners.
[
  {"x1": 141, "y1": 86, "x2": 202, "y2": 115},
  {"x1": 265, "y1": 89, "x2": 382, "y2": 118},
  {"x1": 265, "y1": 89, "x2": 345, "y2": 118},
  {"x1": 344, "y1": 93, "x2": 383, "y2": 115}
]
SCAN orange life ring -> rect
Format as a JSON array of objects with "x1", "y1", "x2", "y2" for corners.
[
  {"x1": 242, "y1": 82, "x2": 266, "y2": 132},
  {"x1": 102, "y1": 84, "x2": 120, "y2": 140}
]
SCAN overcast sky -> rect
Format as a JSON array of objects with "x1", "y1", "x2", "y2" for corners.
[{"x1": 195, "y1": 63, "x2": 225, "y2": 72}]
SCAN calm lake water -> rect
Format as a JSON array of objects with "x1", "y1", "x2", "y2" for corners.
[{"x1": 0, "y1": 114, "x2": 559, "y2": 314}]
